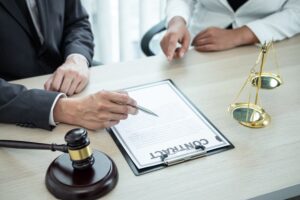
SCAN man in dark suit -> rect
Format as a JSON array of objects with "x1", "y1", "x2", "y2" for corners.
[
  {"x1": 0, "y1": 0, "x2": 93, "y2": 94},
  {"x1": 0, "y1": 0, "x2": 138, "y2": 130}
]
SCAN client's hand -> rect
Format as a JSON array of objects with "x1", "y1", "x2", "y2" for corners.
[
  {"x1": 192, "y1": 26, "x2": 258, "y2": 52},
  {"x1": 53, "y1": 91, "x2": 138, "y2": 130},
  {"x1": 160, "y1": 16, "x2": 190, "y2": 61},
  {"x1": 44, "y1": 54, "x2": 89, "y2": 96}
]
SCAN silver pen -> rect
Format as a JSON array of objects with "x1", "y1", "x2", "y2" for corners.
[{"x1": 135, "y1": 105, "x2": 159, "y2": 117}]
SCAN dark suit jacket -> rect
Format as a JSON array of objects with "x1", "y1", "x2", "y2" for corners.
[
  {"x1": 0, "y1": 0, "x2": 94, "y2": 81},
  {"x1": 0, "y1": 78, "x2": 59, "y2": 130},
  {"x1": 0, "y1": 0, "x2": 94, "y2": 130}
]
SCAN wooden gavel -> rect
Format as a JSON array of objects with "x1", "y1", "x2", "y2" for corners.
[
  {"x1": 0, "y1": 128, "x2": 94, "y2": 170},
  {"x1": 0, "y1": 128, "x2": 118, "y2": 200}
]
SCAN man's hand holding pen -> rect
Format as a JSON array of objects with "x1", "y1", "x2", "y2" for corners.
[
  {"x1": 53, "y1": 90, "x2": 157, "y2": 130},
  {"x1": 54, "y1": 91, "x2": 138, "y2": 130},
  {"x1": 117, "y1": 91, "x2": 159, "y2": 117}
]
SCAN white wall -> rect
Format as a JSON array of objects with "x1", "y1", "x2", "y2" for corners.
[{"x1": 81, "y1": 0, "x2": 166, "y2": 64}]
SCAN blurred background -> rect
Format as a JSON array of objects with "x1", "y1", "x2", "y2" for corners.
[{"x1": 81, "y1": 0, "x2": 166, "y2": 64}]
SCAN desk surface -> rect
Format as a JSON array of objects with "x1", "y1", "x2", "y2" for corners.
[{"x1": 1, "y1": 36, "x2": 300, "y2": 200}]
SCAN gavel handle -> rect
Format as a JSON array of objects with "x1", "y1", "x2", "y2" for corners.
[{"x1": 0, "y1": 140, "x2": 68, "y2": 153}]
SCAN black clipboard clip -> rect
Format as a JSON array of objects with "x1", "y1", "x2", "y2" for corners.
[{"x1": 161, "y1": 145, "x2": 207, "y2": 166}]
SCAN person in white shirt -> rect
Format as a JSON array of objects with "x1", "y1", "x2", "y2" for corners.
[{"x1": 160, "y1": 0, "x2": 300, "y2": 61}]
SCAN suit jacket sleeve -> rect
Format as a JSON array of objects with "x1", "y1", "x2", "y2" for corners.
[
  {"x1": 246, "y1": 0, "x2": 300, "y2": 43},
  {"x1": 0, "y1": 78, "x2": 60, "y2": 130},
  {"x1": 165, "y1": 0, "x2": 195, "y2": 27},
  {"x1": 61, "y1": 0, "x2": 94, "y2": 66}
]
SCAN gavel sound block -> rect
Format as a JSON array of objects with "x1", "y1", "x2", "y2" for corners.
[{"x1": 0, "y1": 128, "x2": 118, "y2": 200}]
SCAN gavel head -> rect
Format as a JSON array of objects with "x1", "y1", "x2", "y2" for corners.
[{"x1": 64, "y1": 128, "x2": 95, "y2": 170}]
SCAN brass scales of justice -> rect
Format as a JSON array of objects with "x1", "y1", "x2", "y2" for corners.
[{"x1": 229, "y1": 41, "x2": 283, "y2": 128}]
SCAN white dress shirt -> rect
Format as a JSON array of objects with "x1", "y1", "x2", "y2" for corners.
[{"x1": 166, "y1": 0, "x2": 300, "y2": 43}]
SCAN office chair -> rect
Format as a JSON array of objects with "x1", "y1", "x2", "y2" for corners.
[
  {"x1": 91, "y1": 60, "x2": 103, "y2": 66},
  {"x1": 140, "y1": 19, "x2": 166, "y2": 56}
]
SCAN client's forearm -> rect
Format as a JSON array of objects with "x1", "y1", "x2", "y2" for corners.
[{"x1": 234, "y1": 26, "x2": 259, "y2": 46}]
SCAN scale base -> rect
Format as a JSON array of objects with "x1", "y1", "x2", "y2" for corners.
[{"x1": 45, "y1": 150, "x2": 118, "y2": 200}]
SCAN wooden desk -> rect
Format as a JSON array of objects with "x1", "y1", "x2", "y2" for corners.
[{"x1": 1, "y1": 36, "x2": 300, "y2": 200}]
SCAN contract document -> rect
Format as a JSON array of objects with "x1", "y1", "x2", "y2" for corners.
[{"x1": 109, "y1": 80, "x2": 233, "y2": 175}]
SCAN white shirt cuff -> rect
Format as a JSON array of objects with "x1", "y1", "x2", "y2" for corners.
[
  {"x1": 49, "y1": 93, "x2": 67, "y2": 126},
  {"x1": 166, "y1": 14, "x2": 190, "y2": 28},
  {"x1": 166, "y1": 0, "x2": 193, "y2": 27}
]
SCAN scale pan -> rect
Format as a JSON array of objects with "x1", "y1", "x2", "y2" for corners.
[
  {"x1": 229, "y1": 103, "x2": 270, "y2": 128},
  {"x1": 251, "y1": 72, "x2": 282, "y2": 89}
]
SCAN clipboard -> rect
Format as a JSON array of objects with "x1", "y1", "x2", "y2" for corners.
[{"x1": 107, "y1": 79, "x2": 234, "y2": 175}]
